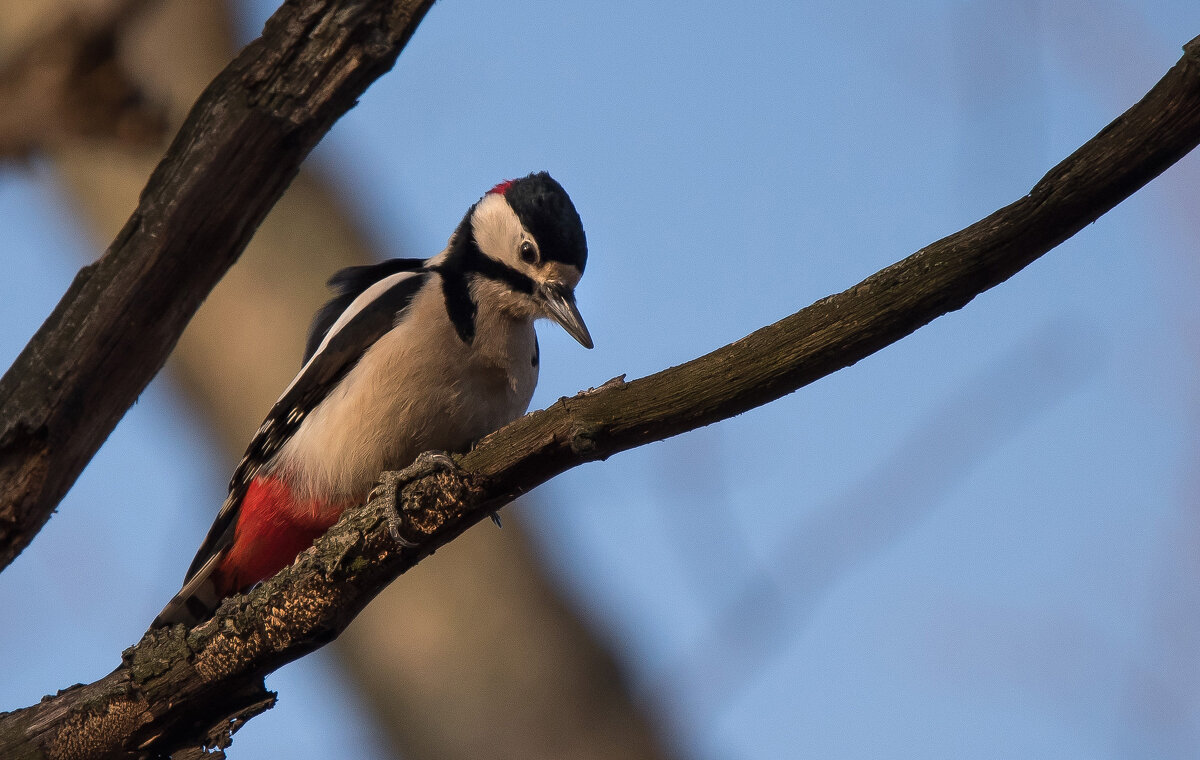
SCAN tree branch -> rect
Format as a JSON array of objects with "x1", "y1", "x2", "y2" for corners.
[
  {"x1": 0, "y1": 0, "x2": 434, "y2": 572},
  {"x1": 2, "y1": 31, "x2": 1198, "y2": 760},
  {"x1": 4, "y1": 3, "x2": 676, "y2": 757}
]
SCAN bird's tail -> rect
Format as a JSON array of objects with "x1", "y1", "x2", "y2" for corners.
[
  {"x1": 150, "y1": 476, "x2": 340, "y2": 629},
  {"x1": 151, "y1": 551, "x2": 227, "y2": 628}
]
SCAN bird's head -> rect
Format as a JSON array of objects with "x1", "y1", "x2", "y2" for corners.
[{"x1": 461, "y1": 172, "x2": 592, "y2": 348}]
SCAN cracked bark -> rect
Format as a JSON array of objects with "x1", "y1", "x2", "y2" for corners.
[
  {"x1": 1, "y1": 31, "x2": 1197, "y2": 760},
  {"x1": 0, "y1": 0, "x2": 435, "y2": 572},
  {"x1": 0, "y1": 2, "x2": 674, "y2": 759}
]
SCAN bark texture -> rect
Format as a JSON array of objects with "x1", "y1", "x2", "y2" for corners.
[
  {"x1": 2, "y1": 31, "x2": 1198, "y2": 760},
  {"x1": 0, "y1": 2, "x2": 673, "y2": 759},
  {"x1": 0, "y1": 0, "x2": 434, "y2": 572}
]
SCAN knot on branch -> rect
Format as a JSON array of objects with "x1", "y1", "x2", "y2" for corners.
[{"x1": 569, "y1": 426, "x2": 600, "y2": 455}]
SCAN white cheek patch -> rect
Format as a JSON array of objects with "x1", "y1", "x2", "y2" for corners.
[{"x1": 471, "y1": 193, "x2": 525, "y2": 264}]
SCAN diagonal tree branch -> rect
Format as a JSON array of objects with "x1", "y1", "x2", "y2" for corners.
[
  {"x1": 2, "y1": 3, "x2": 676, "y2": 758},
  {"x1": 0, "y1": 0, "x2": 435, "y2": 573},
  {"x1": 2, "y1": 31, "x2": 1198, "y2": 760}
]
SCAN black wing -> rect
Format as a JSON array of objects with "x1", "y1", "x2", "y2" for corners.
[
  {"x1": 180, "y1": 263, "x2": 431, "y2": 582},
  {"x1": 305, "y1": 258, "x2": 427, "y2": 362}
]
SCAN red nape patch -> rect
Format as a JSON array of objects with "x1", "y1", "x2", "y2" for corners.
[
  {"x1": 487, "y1": 179, "x2": 515, "y2": 196},
  {"x1": 214, "y1": 475, "x2": 346, "y2": 596}
]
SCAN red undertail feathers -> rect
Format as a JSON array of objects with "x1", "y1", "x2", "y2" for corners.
[{"x1": 213, "y1": 475, "x2": 344, "y2": 596}]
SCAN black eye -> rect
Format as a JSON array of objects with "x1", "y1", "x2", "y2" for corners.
[{"x1": 520, "y1": 241, "x2": 537, "y2": 264}]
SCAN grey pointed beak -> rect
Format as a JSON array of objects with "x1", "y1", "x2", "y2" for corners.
[{"x1": 539, "y1": 282, "x2": 593, "y2": 349}]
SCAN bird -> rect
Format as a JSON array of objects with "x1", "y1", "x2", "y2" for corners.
[{"x1": 153, "y1": 172, "x2": 591, "y2": 627}]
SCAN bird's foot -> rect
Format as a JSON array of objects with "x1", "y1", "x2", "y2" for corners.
[{"x1": 370, "y1": 451, "x2": 460, "y2": 548}]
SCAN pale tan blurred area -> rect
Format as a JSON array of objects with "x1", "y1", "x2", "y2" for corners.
[{"x1": 0, "y1": 2, "x2": 671, "y2": 758}]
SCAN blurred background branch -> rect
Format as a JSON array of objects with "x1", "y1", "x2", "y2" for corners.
[
  {"x1": 3, "y1": 2, "x2": 1199, "y2": 759},
  {"x1": 0, "y1": 2, "x2": 671, "y2": 759},
  {"x1": 4, "y1": 24, "x2": 1200, "y2": 757},
  {"x1": 0, "y1": 0, "x2": 439, "y2": 571}
]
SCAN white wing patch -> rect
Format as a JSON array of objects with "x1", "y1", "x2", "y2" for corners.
[{"x1": 280, "y1": 270, "x2": 426, "y2": 400}]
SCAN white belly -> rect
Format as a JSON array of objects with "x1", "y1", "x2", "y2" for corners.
[{"x1": 271, "y1": 283, "x2": 538, "y2": 504}]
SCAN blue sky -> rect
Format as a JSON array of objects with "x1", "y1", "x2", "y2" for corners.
[{"x1": 2, "y1": 1, "x2": 1200, "y2": 758}]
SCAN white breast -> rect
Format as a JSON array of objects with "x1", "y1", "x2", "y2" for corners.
[{"x1": 271, "y1": 276, "x2": 539, "y2": 505}]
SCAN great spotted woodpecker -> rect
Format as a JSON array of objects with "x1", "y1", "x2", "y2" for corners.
[{"x1": 153, "y1": 172, "x2": 591, "y2": 627}]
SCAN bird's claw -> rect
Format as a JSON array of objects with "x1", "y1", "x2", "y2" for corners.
[
  {"x1": 374, "y1": 451, "x2": 460, "y2": 548},
  {"x1": 388, "y1": 516, "x2": 419, "y2": 548}
]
